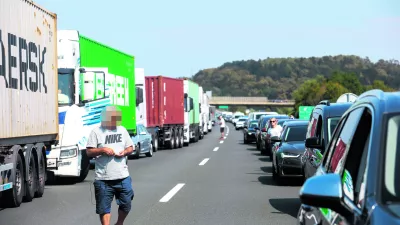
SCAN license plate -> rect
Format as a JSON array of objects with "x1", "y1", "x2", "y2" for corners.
[
  {"x1": 47, "y1": 158, "x2": 57, "y2": 169},
  {"x1": 0, "y1": 182, "x2": 12, "y2": 191}
]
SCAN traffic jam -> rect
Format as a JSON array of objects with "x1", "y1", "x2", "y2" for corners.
[{"x1": 225, "y1": 90, "x2": 400, "y2": 225}]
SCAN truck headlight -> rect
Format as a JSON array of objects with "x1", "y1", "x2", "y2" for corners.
[{"x1": 60, "y1": 147, "x2": 78, "y2": 159}]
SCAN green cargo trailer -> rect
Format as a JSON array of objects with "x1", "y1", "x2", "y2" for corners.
[
  {"x1": 79, "y1": 35, "x2": 136, "y2": 134},
  {"x1": 183, "y1": 79, "x2": 200, "y2": 144},
  {"x1": 188, "y1": 80, "x2": 200, "y2": 125}
]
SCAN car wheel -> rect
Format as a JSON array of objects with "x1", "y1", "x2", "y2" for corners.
[{"x1": 146, "y1": 143, "x2": 153, "y2": 157}]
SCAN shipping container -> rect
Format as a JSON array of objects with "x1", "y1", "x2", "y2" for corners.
[
  {"x1": 0, "y1": 0, "x2": 58, "y2": 144},
  {"x1": 146, "y1": 76, "x2": 184, "y2": 127},
  {"x1": 0, "y1": 0, "x2": 58, "y2": 208},
  {"x1": 145, "y1": 76, "x2": 185, "y2": 149}
]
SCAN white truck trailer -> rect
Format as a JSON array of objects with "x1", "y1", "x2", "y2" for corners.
[{"x1": 0, "y1": 0, "x2": 58, "y2": 207}]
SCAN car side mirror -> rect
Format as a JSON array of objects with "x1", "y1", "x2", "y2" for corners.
[
  {"x1": 305, "y1": 137, "x2": 323, "y2": 149},
  {"x1": 254, "y1": 127, "x2": 259, "y2": 130},
  {"x1": 140, "y1": 131, "x2": 147, "y2": 135},
  {"x1": 271, "y1": 136, "x2": 281, "y2": 142},
  {"x1": 299, "y1": 173, "x2": 353, "y2": 221}
]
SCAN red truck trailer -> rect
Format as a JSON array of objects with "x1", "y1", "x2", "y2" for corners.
[{"x1": 145, "y1": 76, "x2": 185, "y2": 150}]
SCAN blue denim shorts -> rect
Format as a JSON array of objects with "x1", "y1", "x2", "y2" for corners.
[{"x1": 93, "y1": 176, "x2": 134, "y2": 215}]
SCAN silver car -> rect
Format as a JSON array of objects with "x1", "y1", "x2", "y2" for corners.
[{"x1": 129, "y1": 124, "x2": 154, "y2": 159}]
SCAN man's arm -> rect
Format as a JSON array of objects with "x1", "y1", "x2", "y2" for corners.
[
  {"x1": 87, "y1": 147, "x2": 107, "y2": 157},
  {"x1": 115, "y1": 128, "x2": 135, "y2": 157},
  {"x1": 86, "y1": 130, "x2": 114, "y2": 157}
]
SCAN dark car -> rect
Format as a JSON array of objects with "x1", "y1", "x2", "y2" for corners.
[
  {"x1": 255, "y1": 115, "x2": 289, "y2": 151},
  {"x1": 243, "y1": 120, "x2": 258, "y2": 143},
  {"x1": 302, "y1": 101, "x2": 352, "y2": 179},
  {"x1": 271, "y1": 120, "x2": 308, "y2": 183},
  {"x1": 298, "y1": 90, "x2": 400, "y2": 225}
]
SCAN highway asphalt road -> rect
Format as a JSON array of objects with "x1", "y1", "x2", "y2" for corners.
[{"x1": 0, "y1": 124, "x2": 303, "y2": 225}]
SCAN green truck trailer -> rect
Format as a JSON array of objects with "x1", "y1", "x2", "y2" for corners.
[
  {"x1": 183, "y1": 79, "x2": 200, "y2": 145},
  {"x1": 51, "y1": 30, "x2": 136, "y2": 181}
]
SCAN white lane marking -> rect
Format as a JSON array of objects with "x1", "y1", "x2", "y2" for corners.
[
  {"x1": 213, "y1": 147, "x2": 219, "y2": 152},
  {"x1": 224, "y1": 136, "x2": 227, "y2": 139},
  {"x1": 199, "y1": 158, "x2": 210, "y2": 166},
  {"x1": 220, "y1": 141, "x2": 224, "y2": 144},
  {"x1": 159, "y1": 183, "x2": 185, "y2": 203}
]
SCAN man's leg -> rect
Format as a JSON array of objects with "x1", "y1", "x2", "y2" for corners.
[
  {"x1": 94, "y1": 180, "x2": 115, "y2": 225},
  {"x1": 115, "y1": 177, "x2": 134, "y2": 225}
]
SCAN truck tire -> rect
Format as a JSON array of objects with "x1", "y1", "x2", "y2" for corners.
[
  {"x1": 35, "y1": 144, "x2": 46, "y2": 198},
  {"x1": 178, "y1": 129, "x2": 184, "y2": 148},
  {"x1": 24, "y1": 146, "x2": 37, "y2": 202},
  {"x1": 3, "y1": 146, "x2": 25, "y2": 208},
  {"x1": 153, "y1": 134, "x2": 158, "y2": 152},
  {"x1": 168, "y1": 130, "x2": 174, "y2": 149},
  {"x1": 194, "y1": 128, "x2": 199, "y2": 143},
  {"x1": 174, "y1": 129, "x2": 179, "y2": 149}
]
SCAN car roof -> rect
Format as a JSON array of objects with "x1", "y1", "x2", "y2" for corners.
[
  {"x1": 282, "y1": 120, "x2": 309, "y2": 127},
  {"x1": 355, "y1": 89, "x2": 400, "y2": 114},
  {"x1": 314, "y1": 102, "x2": 353, "y2": 118}
]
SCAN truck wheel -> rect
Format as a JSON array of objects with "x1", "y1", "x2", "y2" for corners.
[
  {"x1": 179, "y1": 129, "x2": 184, "y2": 148},
  {"x1": 174, "y1": 129, "x2": 179, "y2": 149},
  {"x1": 153, "y1": 135, "x2": 158, "y2": 152},
  {"x1": 195, "y1": 128, "x2": 200, "y2": 142},
  {"x1": 24, "y1": 149, "x2": 37, "y2": 202},
  {"x1": 75, "y1": 151, "x2": 90, "y2": 183},
  {"x1": 3, "y1": 147, "x2": 25, "y2": 208},
  {"x1": 168, "y1": 130, "x2": 175, "y2": 149},
  {"x1": 35, "y1": 144, "x2": 46, "y2": 198}
]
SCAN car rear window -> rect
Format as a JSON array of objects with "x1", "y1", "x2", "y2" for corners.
[{"x1": 284, "y1": 126, "x2": 308, "y2": 142}]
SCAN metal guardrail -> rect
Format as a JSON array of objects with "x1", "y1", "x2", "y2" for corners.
[{"x1": 209, "y1": 96, "x2": 295, "y2": 105}]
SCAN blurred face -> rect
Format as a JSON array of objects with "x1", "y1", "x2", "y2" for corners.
[{"x1": 102, "y1": 107, "x2": 122, "y2": 128}]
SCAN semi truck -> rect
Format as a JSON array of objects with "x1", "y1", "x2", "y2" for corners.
[
  {"x1": 203, "y1": 93, "x2": 212, "y2": 132},
  {"x1": 198, "y1": 86, "x2": 205, "y2": 139},
  {"x1": 183, "y1": 79, "x2": 200, "y2": 145},
  {"x1": 145, "y1": 76, "x2": 185, "y2": 149},
  {"x1": 135, "y1": 68, "x2": 147, "y2": 127},
  {"x1": 51, "y1": 30, "x2": 135, "y2": 182},
  {"x1": 0, "y1": 0, "x2": 58, "y2": 207}
]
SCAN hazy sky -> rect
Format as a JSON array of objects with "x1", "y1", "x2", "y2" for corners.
[{"x1": 35, "y1": 0, "x2": 400, "y2": 78}]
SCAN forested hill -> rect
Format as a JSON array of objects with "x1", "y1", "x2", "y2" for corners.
[{"x1": 192, "y1": 55, "x2": 400, "y2": 99}]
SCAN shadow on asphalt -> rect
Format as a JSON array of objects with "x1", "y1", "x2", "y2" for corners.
[
  {"x1": 269, "y1": 198, "x2": 301, "y2": 218},
  {"x1": 257, "y1": 155, "x2": 270, "y2": 162},
  {"x1": 261, "y1": 166, "x2": 273, "y2": 173},
  {"x1": 246, "y1": 147, "x2": 258, "y2": 151}
]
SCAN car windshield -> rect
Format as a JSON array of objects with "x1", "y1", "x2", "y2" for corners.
[
  {"x1": 249, "y1": 123, "x2": 258, "y2": 128},
  {"x1": 383, "y1": 114, "x2": 400, "y2": 202},
  {"x1": 239, "y1": 118, "x2": 247, "y2": 121},
  {"x1": 327, "y1": 117, "x2": 341, "y2": 142},
  {"x1": 58, "y1": 72, "x2": 74, "y2": 105},
  {"x1": 284, "y1": 126, "x2": 308, "y2": 142},
  {"x1": 255, "y1": 114, "x2": 267, "y2": 119},
  {"x1": 235, "y1": 115, "x2": 241, "y2": 118}
]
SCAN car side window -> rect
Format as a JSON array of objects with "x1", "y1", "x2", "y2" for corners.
[
  {"x1": 341, "y1": 109, "x2": 372, "y2": 208},
  {"x1": 323, "y1": 117, "x2": 346, "y2": 170},
  {"x1": 326, "y1": 107, "x2": 364, "y2": 173}
]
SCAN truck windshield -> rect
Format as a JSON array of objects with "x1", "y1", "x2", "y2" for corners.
[{"x1": 58, "y1": 72, "x2": 74, "y2": 105}]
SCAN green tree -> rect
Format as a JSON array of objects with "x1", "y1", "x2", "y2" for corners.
[{"x1": 323, "y1": 81, "x2": 349, "y2": 101}]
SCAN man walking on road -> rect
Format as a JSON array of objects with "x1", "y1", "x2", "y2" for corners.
[
  {"x1": 218, "y1": 115, "x2": 226, "y2": 140},
  {"x1": 86, "y1": 106, "x2": 134, "y2": 225}
]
